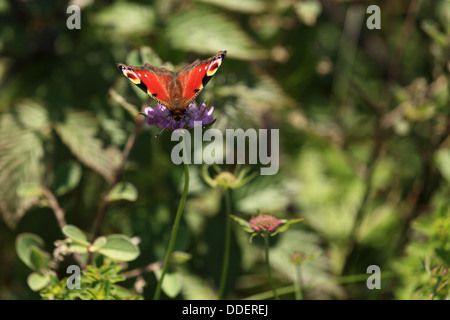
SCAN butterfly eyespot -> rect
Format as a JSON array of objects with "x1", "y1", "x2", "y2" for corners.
[{"x1": 117, "y1": 50, "x2": 226, "y2": 121}]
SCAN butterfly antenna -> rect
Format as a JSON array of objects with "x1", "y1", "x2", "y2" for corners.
[{"x1": 155, "y1": 121, "x2": 171, "y2": 139}]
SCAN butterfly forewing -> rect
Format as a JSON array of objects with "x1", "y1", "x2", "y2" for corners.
[
  {"x1": 117, "y1": 50, "x2": 226, "y2": 115},
  {"x1": 176, "y1": 51, "x2": 227, "y2": 108},
  {"x1": 116, "y1": 63, "x2": 174, "y2": 107}
]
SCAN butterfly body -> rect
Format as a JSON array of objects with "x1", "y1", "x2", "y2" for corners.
[{"x1": 117, "y1": 51, "x2": 226, "y2": 121}]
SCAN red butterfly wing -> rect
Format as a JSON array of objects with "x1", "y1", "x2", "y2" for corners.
[
  {"x1": 116, "y1": 63, "x2": 174, "y2": 107},
  {"x1": 117, "y1": 50, "x2": 226, "y2": 114},
  {"x1": 176, "y1": 51, "x2": 227, "y2": 108}
]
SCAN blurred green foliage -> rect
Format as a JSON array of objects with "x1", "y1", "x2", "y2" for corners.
[{"x1": 0, "y1": 0, "x2": 449, "y2": 299}]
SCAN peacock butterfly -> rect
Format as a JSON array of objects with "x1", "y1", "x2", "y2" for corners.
[{"x1": 116, "y1": 51, "x2": 226, "y2": 121}]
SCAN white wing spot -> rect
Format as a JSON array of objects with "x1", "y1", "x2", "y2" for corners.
[
  {"x1": 138, "y1": 73, "x2": 141, "y2": 77},
  {"x1": 145, "y1": 74, "x2": 148, "y2": 77}
]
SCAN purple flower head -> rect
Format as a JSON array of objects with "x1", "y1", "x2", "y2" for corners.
[{"x1": 144, "y1": 102, "x2": 215, "y2": 131}]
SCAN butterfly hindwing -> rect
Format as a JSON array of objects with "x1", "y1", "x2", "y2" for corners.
[
  {"x1": 176, "y1": 51, "x2": 227, "y2": 107},
  {"x1": 117, "y1": 50, "x2": 226, "y2": 113},
  {"x1": 116, "y1": 63, "x2": 174, "y2": 107}
]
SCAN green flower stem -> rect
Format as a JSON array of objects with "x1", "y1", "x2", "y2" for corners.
[
  {"x1": 154, "y1": 135, "x2": 190, "y2": 300},
  {"x1": 294, "y1": 264, "x2": 303, "y2": 300},
  {"x1": 218, "y1": 189, "x2": 232, "y2": 300},
  {"x1": 264, "y1": 232, "x2": 279, "y2": 300}
]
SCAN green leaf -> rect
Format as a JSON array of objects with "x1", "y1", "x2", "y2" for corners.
[
  {"x1": 0, "y1": 100, "x2": 48, "y2": 228},
  {"x1": 16, "y1": 233, "x2": 45, "y2": 270},
  {"x1": 62, "y1": 225, "x2": 90, "y2": 246},
  {"x1": 272, "y1": 218, "x2": 303, "y2": 236},
  {"x1": 154, "y1": 270, "x2": 182, "y2": 298},
  {"x1": 16, "y1": 183, "x2": 43, "y2": 198},
  {"x1": 165, "y1": 7, "x2": 267, "y2": 60},
  {"x1": 95, "y1": 2, "x2": 155, "y2": 36},
  {"x1": 52, "y1": 162, "x2": 82, "y2": 196},
  {"x1": 27, "y1": 272, "x2": 50, "y2": 291},
  {"x1": 295, "y1": 0, "x2": 322, "y2": 26},
  {"x1": 197, "y1": 0, "x2": 267, "y2": 14},
  {"x1": 435, "y1": 149, "x2": 450, "y2": 185},
  {"x1": 181, "y1": 273, "x2": 218, "y2": 300},
  {"x1": 29, "y1": 246, "x2": 51, "y2": 271},
  {"x1": 90, "y1": 236, "x2": 107, "y2": 252},
  {"x1": 54, "y1": 110, "x2": 121, "y2": 183},
  {"x1": 230, "y1": 214, "x2": 254, "y2": 233},
  {"x1": 172, "y1": 251, "x2": 192, "y2": 265},
  {"x1": 106, "y1": 182, "x2": 138, "y2": 202},
  {"x1": 421, "y1": 20, "x2": 448, "y2": 48},
  {"x1": 97, "y1": 235, "x2": 140, "y2": 261}
]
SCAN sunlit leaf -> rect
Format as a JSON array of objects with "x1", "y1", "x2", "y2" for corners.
[
  {"x1": 154, "y1": 269, "x2": 182, "y2": 298},
  {"x1": 165, "y1": 7, "x2": 267, "y2": 60},
  {"x1": 90, "y1": 236, "x2": 107, "y2": 252},
  {"x1": 62, "y1": 225, "x2": 90, "y2": 246},
  {"x1": 54, "y1": 110, "x2": 121, "y2": 183},
  {"x1": 271, "y1": 218, "x2": 303, "y2": 236},
  {"x1": 181, "y1": 273, "x2": 218, "y2": 300},
  {"x1": 16, "y1": 183, "x2": 43, "y2": 198},
  {"x1": 27, "y1": 272, "x2": 50, "y2": 292},
  {"x1": 97, "y1": 235, "x2": 140, "y2": 261},
  {"x1": 295, "y1": 0, "x2": 322, "y2": 26},
  {"x1": 0, "y1": 100, "x2": 48, "y2": 227},
  {"x1": 230, "y1": 214, "x2": 253, "y2": 233},
  {"x1": 95, "y1": 2, "x2": 155, "y2": 36},
  {"x1": 106, "y1": 182, "x2": 138, "y2": 202},
  {"x1": 172, "y1": 251, "x2": 192, "y2": 265},
  {"x1": 16, "y1": 233, "x2": 45, "y2": 270},
  {"x1": 435, "y1": 149, "x2": 450, "y2": 185},
  {"x1": 197, "y1": 0, "x2": 267, "y2": 14},
  {"x1": 29, "y1": 246, "x2": 51, "y2": 271}
]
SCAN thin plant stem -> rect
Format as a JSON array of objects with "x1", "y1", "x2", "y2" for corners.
[
  {"x1": 294, "y1": 264, "x2": 303, "y2": 300},
  {"x1": 264, "y1": 232, "x2": 279, "y2": 300},
  {"x1": 431, "y1": 275, "x2": 442, "y2": 300},
  {"x1": 218, "y1": 189, "x2": 232, "y2": 300},
  {"x1": 154, "y1": 133, "x2": 190, "y2": 300}
]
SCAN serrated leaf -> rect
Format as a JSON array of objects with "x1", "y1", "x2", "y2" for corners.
[
  {"x1": 29, "y1": 246, "x2": 51, "y2": 271},
  {"x1": 27, "y1": 272, "x2": 50, "y2": 291},
  {"x1": 106, "y1": 182, "x2": 138, "y2": 202},
  {"x1": 154, "y1": 270, "x2": 182, "y2": 298},
  {"x1": 62, "y1": 225, "x2": 90, "y2": 246},
  {"x1": 16, "y1": 233, "x2": 45, "y2": 270},
  {"x1": 0, "y1": 100, "x2": 48, "y2": 227},
  {"x1": 217, "y1": 75, "x2": 297, "y2": 112},
  {"x1": 90, "y1": 236, "x2": 107, "y2": 252},
  {"x1": 97, "y1": 235, "x2": 140, "y2": 261},
  {"x1": 165, "y1": 7, "x2": 267, "y2": 60},
  {"x1": 54, "y1": 110, "x2": 121, "y2": 183},
  {"x1": 95, "y1": 2, "x2": 155, "y2": 36}
]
